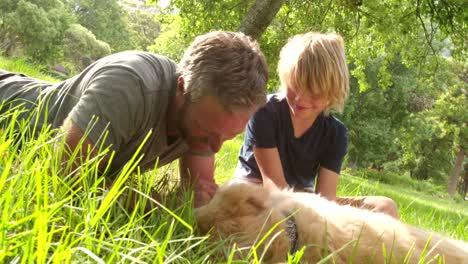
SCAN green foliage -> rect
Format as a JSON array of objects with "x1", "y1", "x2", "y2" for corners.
[
  {"x1": 340, "y1": 55, "x2": 415, "y2": 168},
  {"x1": 417, "y1": 0, "x2": 466, "y2": 60},
  {"x1": 148, "y1": 0, "x2": 251, "y2": 62},
  {"x1": 61, "y1": 24, "x2": 111, "y2": 72},
  {"x1": 0, "y1": 0, "x2": 72, "y2": 62},
  {"x1": 123, "y1": 0, "x2": 163, "y2": 51},
  {"x1": 395, "y1": 59, "x2": 466, "y2": 181},
  {"x1": 67, "y1": 0, "x2": 134, "y2": 52},
  {"x1": 431, "y1": 62, "x2": 468, "y2": 148},
  {"x1": 1, "y1": 0, "x2": 161, "y2": 68},
  {"x1": 148, "y1": 14, "x2": 189, "y2": 62},
  {"x1": 148, "y1": 0, "x2": 464, "y2": 97},
  {"x1": 340, "y1": 52, "x2": 465, "y2": 185}
]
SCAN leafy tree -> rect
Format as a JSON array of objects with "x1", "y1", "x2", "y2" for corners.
[
  {"x1": 150, "y1": 0, "x2": 464, "y2": 90},
  {"x1": 148, "y1": 0, "x2": 251, "y2": 62},
  {"x1": 149, "y1": 13, "x2": 187, "y2": 61},
  {"x1": 68, "y1": 0, "x2": 134, "y2": 51},
  {"x1": 432, "y1": 63, "x2": 466, "y2": 196},
  {"x1": 0, "y1": 0, "x2": 72, "y2": 62},
  {"x1": 340, "y1": 55, "x2": 416, "y2": 169},
  {"x1": 122, "y1": 0, "x2": 163, "y2": 51},
  {"x1": 396, "y1": 59, "x2": 466, "y2": 184},
  {"x1": 62, "y1": 24, "x2": 111, "y2": 71}
]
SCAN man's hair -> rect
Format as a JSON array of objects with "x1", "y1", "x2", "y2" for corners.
[
  {"x1": 278, "y1": 32, "x2": 349, "y2": 114},
  {"x1": 178, "y1": 31, "x2": 268, "y2": 112}
]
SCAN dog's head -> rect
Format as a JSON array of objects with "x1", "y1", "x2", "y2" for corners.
[
  {"x1": 195, "y1": 182, "x2": 295, "y2": 262},
  {"x1": 195, "y1": 182, "x2": 269, "y2": 235}
]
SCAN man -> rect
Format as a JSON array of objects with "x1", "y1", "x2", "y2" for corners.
[{"x1": 0, "y1": 31, "x2": 268, "y2": 207}]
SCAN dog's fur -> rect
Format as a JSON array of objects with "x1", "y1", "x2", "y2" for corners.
[{"x1": 195, "y1": 182, "x2": 468, "y2": 263}]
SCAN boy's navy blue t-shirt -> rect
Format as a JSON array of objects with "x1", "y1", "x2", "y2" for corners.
[{"x1": 235, "y1": 94, "x2": 348, "y2": 189}]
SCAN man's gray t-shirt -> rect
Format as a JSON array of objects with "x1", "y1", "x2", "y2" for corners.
[{"x1": 0, "y1": 51, "x2": 188, "y2": 173}]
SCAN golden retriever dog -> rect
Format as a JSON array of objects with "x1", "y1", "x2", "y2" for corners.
[{"x1": 195, "y1": 182, "x2": 468, "y2": 263}]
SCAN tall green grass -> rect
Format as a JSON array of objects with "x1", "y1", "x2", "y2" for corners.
[
  {"x1": 1, "y1": 56, "x2": 466, "y2": 263},
  {"x1": 0, "y1": 57, "x2": 59, "y2": 83},
  {"x1": 0, "y1": 107, "x2": 214, "y2": 262}
]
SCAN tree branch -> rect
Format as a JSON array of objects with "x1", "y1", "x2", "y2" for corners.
[{"x1": 416, "y1": 0, "x2": 436, "y2": 55}]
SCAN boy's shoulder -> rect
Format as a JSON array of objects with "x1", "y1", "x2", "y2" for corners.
[
  {"x1": 250, "y1": 93, "x2": 286, "y2": 123},
  {"x1": 265, "y1": 93, "x2": 286, "y2": 109},
  {"x1": 266, "y1": 93, "x2": 283, "y2": 102},
  {"x1": 321, "y1": 114, "x2": 347, "y2": 134},
  {"x1": 255, "y1": 93, "x2": 284, "y2": 115}
]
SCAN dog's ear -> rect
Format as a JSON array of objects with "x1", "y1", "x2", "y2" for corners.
[
  {"x1": 241, "y1": 196, "x2": 266, "y2": 215},
  {"x1": 210, "y1": 183, "x2": 266, "y2": 215},
  {"x1": 195, "y1": 183, "x2": 269, "y2": 235},
  {"x1": 245, "y1": 192, "x2": 267, "y2": 211},
  {"x1": 193, "y1": 186, "x2": 238, "y2": 233},
  {"x1": 234, "y1": 184, "x2": 268, "y2": 216},
  {"x1": 194, "y1": 206, "x2": 212, "y2": 234}
]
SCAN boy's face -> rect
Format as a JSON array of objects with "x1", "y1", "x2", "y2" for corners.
[{"x1": 285, "y1": 87, "x2": 329, "y2": 119}]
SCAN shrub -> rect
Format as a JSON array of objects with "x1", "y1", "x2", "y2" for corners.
[{"x1": 62, "y1": 24, "x2": 111, "y2": 72}]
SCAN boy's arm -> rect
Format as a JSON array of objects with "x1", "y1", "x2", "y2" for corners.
[
  {"x1": 253, "y1": 146, "x2": 289, "y2": 191},
  {"x1": 179, "y1": 153, "x2": 217, "y2": 207},
  {"x1": 315, "y1": 167, "x2": 339, "y2": 201}
]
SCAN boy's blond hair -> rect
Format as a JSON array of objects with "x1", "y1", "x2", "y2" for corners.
[{"x1": 278, "y1": 32, "x2": 349, "y2": 114}]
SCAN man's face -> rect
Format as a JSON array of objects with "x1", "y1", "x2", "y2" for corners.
[{"x1": 178, "y1": 96, "x2": 255, "y2": 153}]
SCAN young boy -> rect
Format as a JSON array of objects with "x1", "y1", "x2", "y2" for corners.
[{"x1": 234, "y1": 32, "x2": 398, "y2": 218}]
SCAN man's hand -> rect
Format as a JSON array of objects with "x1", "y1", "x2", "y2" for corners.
[
  {"x1": 194, "y1": 178, "x2": 218, "y2": 207},
  {"x1": 179, "y1": 152, "x2": 216, "y2": 207}
]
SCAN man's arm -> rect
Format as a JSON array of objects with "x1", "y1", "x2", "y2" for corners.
[
  {"x1": 253, "y1": 146, "x2": 289, "y2": 191},
  {"x1": 61, "y1": 119, "x2": 162, "y2": 211},
  {"x1": 315, "y1": 167, "x2": 339, "y2": 201},
  {"x1": 60, "y1": 118, "x2": 109, "y2": 174},
  {"x1": 179, "y1": 153, "x2": 217, "y2": 207}
]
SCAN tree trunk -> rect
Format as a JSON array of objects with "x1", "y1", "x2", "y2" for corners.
[
  {"x1": 462, "y1": 164, "x2": 468, "y2": 199},
  {"x1": 238, "y1": 0, "x2": 285, "y2": 40},
  {"x1": 447, "y1": 147, "x2": 465, "y2": 198}
]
